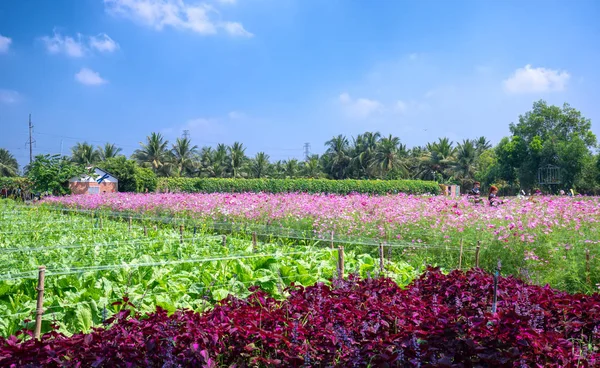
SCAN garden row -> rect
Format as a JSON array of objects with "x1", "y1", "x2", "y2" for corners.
[
  {"x1": 2, "y1": 268, "x2": 599, "y2": 367},
  {"x1": 0, "y1": 202, "x2": 418, "y2": 337}
]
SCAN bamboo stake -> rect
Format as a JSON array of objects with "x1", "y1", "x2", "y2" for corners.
[
  {"x1": 143, "y1": 226, "x2": 147, "y2": 237},
  {"x1": 252, "y1": 232, "x2": 257, "y2": 252},
  {"x1": 330, "y1": 231, "x2": 334, "y2": 249},
  {"x1": 179, "y1": 224, "x2": 184, "y2": 244},
  {"x1": 379, "y1": 243, "x2": 385, "y2": 273},
  {"x1": 99, "y1": 217, "x2": 103, "y2": 230},
  {"x1": 458, "y1": 238, "x2": 464, "y2": 270},
  {"x1": 475, "y1": 241, "x2": 481, "y2": 268},
  {"x1": 222, "y1": 235, "x2": 227, "y2": 247},
  {"x1": 338, "y1": 246, "x2": 345, "y2": 279},
  {"x1": 34, "y1": 266, "x2": 46, "y2": 340},
  {"x1": 586, "y1": 249, "x2": 591, "y2": 286},
  {"x1": 128, "y1": 216, "x2": 132, "y2": 233}
]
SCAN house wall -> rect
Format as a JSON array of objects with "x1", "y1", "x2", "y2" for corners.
[{"x1": 69, "y1": 182, "x2": 118, "y2": 195}]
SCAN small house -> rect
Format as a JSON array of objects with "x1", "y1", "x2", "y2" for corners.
[{"x1": 69, "y1": 168, "x2": 118, "y2": 195}]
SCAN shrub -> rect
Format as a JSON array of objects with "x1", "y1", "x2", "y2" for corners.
[{"x1": 157, "y1": 178, "x2": 440, "y2": 195}]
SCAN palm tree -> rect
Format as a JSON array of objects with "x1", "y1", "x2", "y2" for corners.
[
  {"x1": 0, "y1": 148, "x2": 19, "y2": 177},
  {"x1": 370, "y1": 135, "x2": 408, "y2": 178},
  {"x1": 199, "y1": 147, "x2": 214, "y2": 177},
  {"x1": 213, "y1": 144, "x2": 228, "y2": 178},
  {"x1": 324, "y1": 135, "x2": 351, "y2": 179},
  {"x1": 452, "y1": 139, "x2": 478, "y2": 187},
  {"x1": 227, "y1": 142, "x2": 247, "y2": 178},
  {"x1": 303, "y1": 154, "x2": 321, "y2": 178},
  {"x1": 97, "y1": 143, "x2": 123, "y2": 161},
  {"x1": 271, "y1": 160, "x2": 286, "y2": 179},
  {"x1": 284, "y1": 159, "x2": 300, "y2": 178},
  {"x1": 251, "y1": 152, "x2": 270, "y2": 178},
  {"x1": 351, "y1": 131, "x2": 381, "y2": 178},
  {"x1": 475, "y1": 136, "x2": 492, "y2": 154},
  {"x1": 133, "y1": 132, "x2": 171, "y2": 175},
  {"x1": 171, "y1": 137, "x2": 198, "y2": 177},
  {"x1": 419, "y1": 137, "x2": 456, "y2": 181},
  {"x1": 71, "y1": 142, "x2": 100, "y2": 166}
]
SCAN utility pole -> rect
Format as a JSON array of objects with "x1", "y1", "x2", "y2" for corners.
[
  {"x1": 303, "y1": 142, "x2": 311, "y2": 160},
  {"x1": 26, "y1": 114, "x2": 35, "y2": 164}
]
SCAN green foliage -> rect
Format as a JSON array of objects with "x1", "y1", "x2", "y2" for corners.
[
  {"x1": 157, "y1": 178, "x2": 441, "y2": 195},
  {"x1": 501, "y1": 100, "x2": 597, "y2": 189},
  {"x1": 0, "y1": 149, "x2": 19, "y2": 177},
  {"x1": 0, "y1": 177, "x2": 31, "y2": 192},
  {"x1": 135, "y1": 166, "x2": 157, "y2": 193},
  {"x1": 25, "y1": 155, "x2": 84, "y2": 195}
]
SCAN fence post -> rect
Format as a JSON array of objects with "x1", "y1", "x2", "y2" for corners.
[
  {"x1": 34, "y1": 266, "x2": 46, "y2": 340},
  {"x1": 379, "y1": 243, "x2": 385, "y2": 273},
  {"x1": 252, "y1": 232, "x2": 257, "y2": 252},
  {"x1": 222, "y1": 235, "x2": 227, "y2": 247},
  {"x1": 475, "y1": 241, "x2": 481, "y2": 268},
  {"x1": 586, "y1": 249, "x2": 591, "y2": 286},
  {"x1": 179, "y1": 224, "x2": 184, "y2": 244},
  {"x1": 458, "y1": 238, "x2": 464, "y2": 270},
  {"x1": 337, "y1": 246, "x2": 345, "y2": 279}
]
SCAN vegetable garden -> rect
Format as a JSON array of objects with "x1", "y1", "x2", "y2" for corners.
[{"x1": 1, "y1": 192, "x2": 600, "y2": 366}]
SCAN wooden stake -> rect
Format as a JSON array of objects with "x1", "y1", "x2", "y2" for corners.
[
  {"x1": 252, "y1": 232, "x2": 257, "y2": 252},
  {"x1": 143, "y1": 226, "x2": 147, "y2": 237},
  {"x1": 330, "y1": 231, "x2": 334, "y2": 249},
  {"x1": 179, "y1": 224, "x2": 184, "y2": 244},
  {"x1": 379, "y1": 243, "x2": 384, "y2": 273},
  {"x1": 128, "y1": 216, "x2": 132, "y2": 232},
  {"x1": 337, "y1": 246, "x2": 345, "y2": 279},
  {"x1": 222, "y1": 235, "x2": 227, "y2": 247},
  {"x1": 475, "y1": 242, "x2": 481, "y2": 268},
  {"x1": 586, "y1": 249, "x2": 591, "y2": 285},
  {"x1": 34, "y1": 266, "x2": 46, "y2": 340},
  {"x1": 458, "y1": 238, "x2": 464, "y2": 270}
]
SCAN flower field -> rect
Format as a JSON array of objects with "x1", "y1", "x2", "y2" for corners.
[
  {"x1": 2, "y1": 268, "x2": 599, "y2": 367},
  {"x1": 41, "y1": 193, "x2": 600, "y2": 293}
]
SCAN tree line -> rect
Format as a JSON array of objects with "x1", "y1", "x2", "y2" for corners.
[{"x1": 1, "y1": 100, "x2": 599, "y2": 194}]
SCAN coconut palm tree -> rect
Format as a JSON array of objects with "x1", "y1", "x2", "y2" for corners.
[
  {"x1": 303, "y1": 154, "x2": 321, "y2": 178},
  {"x1": 284, "y1": 159, "x2": 300, "y2": 178},
  {"x1": 71, "y1": 142, "x2": 100, "y2": 166},
  {"x1": 97, "y1": 143, "x2": 123, "y2": 161},
  {"x1": 171, "y1": 137, "x2": 198, "y2": 177},
  {"x1": 324, "y1": 134, "x2": 351, "y2": 179},
  {"x1": 227, "y1": 142, "x2": 247, "y2": 178},
  {"x1": 250, "y1": 152, "x2": 270, "y2": 178},
  {"x1": 133, "y1": 132, "x2": 171, "y2": 175},
  {"x1": 212, "y1": 144, "x2": 228, "y2": 178},
  {"x1": 351, "y1": 131, "x2": 381, "y2": 178},
  {"x1": 0, "y1": 148, "x2": 19, "y2": 177},
  {"x1": 475, "y1": 136, "x2": 492, "y2": 154},
  {"x1": 370, "y1": 134, "x2": 408, "y2": 178},
  {"x1": 419, "y1": 137, "x2": 456, "y2": 180},
  {"x1": 451, "y1": 139, "x2": 478, "y2": 187}
]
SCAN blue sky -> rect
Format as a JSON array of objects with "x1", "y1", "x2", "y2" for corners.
[{"x1": 1, "y1": 0, "x2": 599, "y2": 168}]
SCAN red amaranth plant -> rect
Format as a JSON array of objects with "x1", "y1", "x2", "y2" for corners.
[{"x1": 1, "y1": 268, "x2": 599, "y2": 367}]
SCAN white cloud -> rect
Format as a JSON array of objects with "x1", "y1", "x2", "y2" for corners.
[
  {"x1": 218, "y1": 0, "x2": 236, "y2": 4},
  {"x1": 338, "y1": 92, "x2": 383, "y2": 119},
  {"x1": 408, "y1": 53, "x2": 418, "y2": 60},
  {"x1": 0, "y1": 35, "x2": 12, "y2": 53},
  {"x1": 0, "y1": 89, "x2": 20, "y2": 104},
  {"x1": 75, "y1": 68, "x2": 108, "y2": 85},
  {"x1": 221, "y1": 21, "x2": 253, "y2": 37},
  {"x1": 89, "y1": 33, "x2": 120, "y2": 52},
  {"x1": 104, "y1": 0, "x2": 252, "y2": 37},
  {"x1": 41, "y1": 30, "x2": 119, "y2": 57},
  {"x1": 503, "y1": 64, "x2": 570, "y2": 93},
  {"x1": 395, "y1": 100, "x2": 407, "y2": 113}
]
